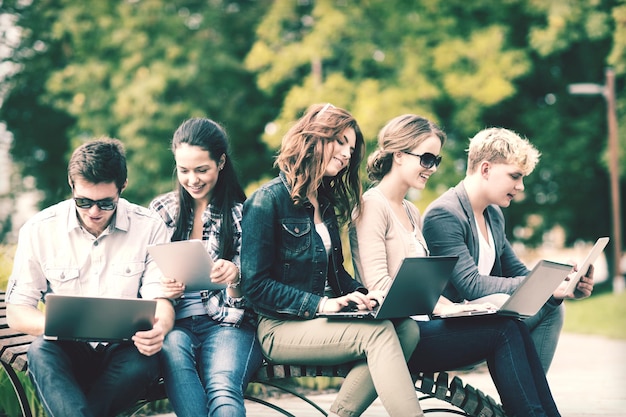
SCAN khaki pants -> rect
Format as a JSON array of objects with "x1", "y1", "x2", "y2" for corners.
[{"x1": 257, "y1": 316, "x2": 422, "y2": 417}]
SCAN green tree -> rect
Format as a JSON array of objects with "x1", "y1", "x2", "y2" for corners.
[
  {"x1": 244, "y1": 0, "x2": 533, "y2": 202},
  {"x1": 1, "y1": 0, "x2": 274, "y2": 207},
  {"x1": 244, "y1": 0, "x2": 624, "y2": 263},
  {"x1": 1, "y1": 0, "x2": 75, "y2": 208},
  {"x1": 498, "y1": 0, "x2": 623, "y2": 250}
]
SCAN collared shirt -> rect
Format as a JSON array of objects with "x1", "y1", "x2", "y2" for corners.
[
  {"x1": 6, "y1": 198, "x2": 169, "y2": 307},
  {"x1": 150, "y1": 191, "x2": 254, "y2": 328}
]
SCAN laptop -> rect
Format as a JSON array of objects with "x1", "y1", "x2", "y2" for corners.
[
  {"x1": 148, "y1": 239, "x2": 226, "y2": 292},
  {"x1": 317, "y1": 256, "x2": 458, "y2": 320},
  {"x1": 43, "y1": 294, "x2": 157, "y2": 342},
  {"x1": 559, "y1": 237, "x2": 609, "y2": 296},
  {"x1": 433, "y1": 259, "x2": 573, "y2": 319}
]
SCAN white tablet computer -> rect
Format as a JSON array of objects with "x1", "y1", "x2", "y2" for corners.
[
  {"x1": 148, "y1": 240, "x2": 226, "y2": 292},
  {"x1": 560, "y1": 237, "x2": 609, "y2": 296}
]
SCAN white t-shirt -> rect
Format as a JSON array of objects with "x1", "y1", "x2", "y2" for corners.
[
  {"x1": 474, "y1": 216, "x2": 496, "y2": 275},
  {"x1": 315, "y1": 222, "x2": 332, "y2": 256}
]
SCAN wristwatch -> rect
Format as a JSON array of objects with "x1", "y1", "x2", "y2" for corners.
[{"x1": 227, "y1": 267, "x2": 242, "y2": 289}]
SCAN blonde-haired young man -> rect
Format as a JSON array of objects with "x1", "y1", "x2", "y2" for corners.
[{"x1": 423, "y1": 127, "x2": 594, "y2": 372}]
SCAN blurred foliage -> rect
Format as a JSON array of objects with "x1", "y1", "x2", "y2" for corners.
[
  {"x1": 244, "y1": 0, "x2": 626, "y2": 275},
  {"x1": 0, "y1": 0, "x2": 275, "y2": 208},
  {"x1": 0, "y1": 0, "x2": 625, "y2": 273},
  {"x1": 0, "y1": 368, "x2": 45, "y2": 417},
  {"x1": 0, "y1": 244, "x2": 14, "y2": 291}
]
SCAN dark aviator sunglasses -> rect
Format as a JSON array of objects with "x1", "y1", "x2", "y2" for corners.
[
  {"x1": 402, "y1": 151, "x2": 442, "y2": 169},
  {"x1": 73, "y1": 197, "x2": 117, "y2": 211}
]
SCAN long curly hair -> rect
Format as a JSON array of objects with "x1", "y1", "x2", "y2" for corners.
[{"x1": 275, "y1": 103, "x2": 365, "y2": 225}]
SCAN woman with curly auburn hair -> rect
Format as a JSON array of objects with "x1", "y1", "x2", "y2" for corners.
[{"x1": 241, "y1": 104, "x2": 424, "y2": 417}]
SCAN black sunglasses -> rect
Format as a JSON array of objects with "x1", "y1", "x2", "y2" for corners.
[
  {"x1": 402, "y1": 151, "x2": 442, "y2": 169},
  {"x1": 73, "y1": 197, "x2": 117, "y2": 211}
]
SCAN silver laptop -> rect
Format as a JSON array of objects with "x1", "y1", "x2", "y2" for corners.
[
  {"x1": 317, "y1": 256, "x2": 458, "y2": 320},
  {"x1": 434, "y1": 260, "x2": 573, "y2": 319},
  {"x1": 44, "y1": 294, "x2": 157, "y2": 342},
  {"x1": 148, "y1": 240, "x2": 226, "y2": 292}
]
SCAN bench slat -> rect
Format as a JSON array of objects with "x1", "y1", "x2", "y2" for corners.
[{"x1": 434, "y1": 371, "x2": 449, "y2": 400}]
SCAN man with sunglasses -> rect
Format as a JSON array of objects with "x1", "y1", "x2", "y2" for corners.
[
  {"x1": 422, "y1": 127, "x2": 595, "y2": 373},
  {"x1": 6, "y1": 138, "x2": 175, "y2": 417}
]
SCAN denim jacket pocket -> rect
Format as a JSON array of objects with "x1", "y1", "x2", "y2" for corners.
[{"x1": 281, "y1": 220, "x2": 311, "y2": 254}]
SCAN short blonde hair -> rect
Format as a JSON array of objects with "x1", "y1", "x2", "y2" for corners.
[{"x1": 466, "y1": 127, "x2": 540, "y2": 175}]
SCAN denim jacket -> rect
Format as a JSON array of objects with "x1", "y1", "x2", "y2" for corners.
[{"x1": 241, "y1": 172, "x2": 365, "y2": 320}]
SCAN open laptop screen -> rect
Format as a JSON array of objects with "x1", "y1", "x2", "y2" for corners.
[{"x1": 44, "y1": 294, "x2": 156, "y2": 342}]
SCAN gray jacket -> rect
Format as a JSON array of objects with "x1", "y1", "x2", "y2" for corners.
[{"x1": 422, "y1": 181, "x2": 528, "y2": 302}]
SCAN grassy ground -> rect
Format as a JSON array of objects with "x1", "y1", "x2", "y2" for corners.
[{"x1": 563, "y1": 285, "x2": 626, "y2": 339}]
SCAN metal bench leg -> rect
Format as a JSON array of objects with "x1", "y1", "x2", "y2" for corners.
[
  {"x1": 1, "y1": 361, "x2": 33, "y2": 417},
  {"x1": 246, "y1": 380, "x2": 329, "y2": 416}
]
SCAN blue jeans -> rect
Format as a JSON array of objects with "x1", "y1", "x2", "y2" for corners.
[
  {"x1": 524, "y1": 302, "x2": 564, "y2": 372},
  {"x1": 27, "y1": 336, "x2": 160, "y2": 417},
  {"x1": 409, "y1": 317, "x2": 560, "y2": 417},
  {"x1": 471, "y1": 294, "x2": 564, "y2": 372},
  {"x1": 161, "y1": 316, "x2": 263, "y2": 417}
]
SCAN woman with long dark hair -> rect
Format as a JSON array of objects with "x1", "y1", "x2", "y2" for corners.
[{"x1": 150, "y1": 117, "x2": 263, "y2": 417}]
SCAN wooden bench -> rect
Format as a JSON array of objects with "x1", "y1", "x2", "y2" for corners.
[{"x1": 0, "y1": 292, "x2": 506, "y2": 417}]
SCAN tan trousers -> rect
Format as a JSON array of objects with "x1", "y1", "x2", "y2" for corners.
[{"x1": 257, "y1": 316, "x2": 422, "y2": 417}]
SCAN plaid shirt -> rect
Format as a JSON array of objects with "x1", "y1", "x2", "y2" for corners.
[{"x1": 150, "y1": 191, "x2": 255, "y2": 327}]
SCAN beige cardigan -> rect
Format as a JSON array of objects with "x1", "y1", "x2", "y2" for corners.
[{"x1": 349, "y1": 187, "x2": 428, "y2": 292}]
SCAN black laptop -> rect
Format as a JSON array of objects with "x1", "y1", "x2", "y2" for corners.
[
  {"x1": 317, "y1": 256, "x2": 458, "y2": 320},
  {"x1": 44, "y1": 294, "x2": 156, "y2": 342}
]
